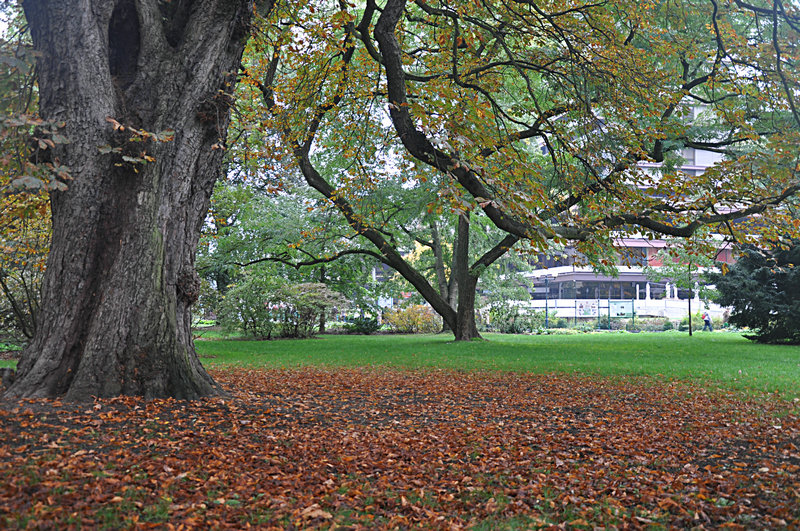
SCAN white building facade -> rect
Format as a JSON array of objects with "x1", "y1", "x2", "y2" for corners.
[{"x1": 510, "y1": 140, "x2": 734, "y2": 324}]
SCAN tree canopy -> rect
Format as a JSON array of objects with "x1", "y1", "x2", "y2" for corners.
[
  {"x1": 373, "y1": 0, "x2": 800, "y2": 247},
  {"x1": 202, "y1": 0, "x2": 797, "y2": 340},
  {"x1": 244, "y1": 0, "x2": 799, "y2": 256}
]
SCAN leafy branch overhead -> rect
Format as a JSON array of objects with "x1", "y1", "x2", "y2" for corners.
[
  {"x1": 375, "y1": 0, "x2": 800, "y2": 243},
  {"x1": 245, "y1": 0, "x2": 800, "y2": 258}
]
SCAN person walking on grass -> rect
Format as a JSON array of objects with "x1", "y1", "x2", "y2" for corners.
[{"x1": 702, "y1": 311, "x2": 713, "y2": 332}]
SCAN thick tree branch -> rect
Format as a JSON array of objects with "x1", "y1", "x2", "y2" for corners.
[
  {"x1": 232, "y1": 248, "x2": 383, "y2": 269},
  {"x1": 600, "y1": 182, "x2": 800, "y2": 237},
  {"x1": 470, "y1": 234, "x2": 519, "y2": 273}
]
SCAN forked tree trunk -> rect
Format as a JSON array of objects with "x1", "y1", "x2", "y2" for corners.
[{"x1": 5, "y1": 0, "x2": 255, "y2": 400}]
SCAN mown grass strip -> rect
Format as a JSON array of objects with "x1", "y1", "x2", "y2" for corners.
[{"x1": 196, "y1": 332, "x2": 800, "y2": 398}]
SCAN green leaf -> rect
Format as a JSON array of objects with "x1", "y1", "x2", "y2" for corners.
[
  {"x1": 97, "y1": 144, "x2": 120, "y2": 154},
  {"x1": 11, "y1": 175, "x2": 45, "y2": 190}
]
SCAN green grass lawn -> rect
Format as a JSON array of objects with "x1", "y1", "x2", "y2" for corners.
[
  {"x1": 3, "y1": 331, "x2": 798, "y2": 397},
  {"x1": 196, "y1": 331, "x2": 800, "y2": 398}
]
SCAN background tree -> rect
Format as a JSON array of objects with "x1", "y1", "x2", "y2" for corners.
[
  {"x1": 708, "y1": 242, "x2": 800, "y2": 344},
  {"x1": 199, "y1": 172, "x2": 510, "y2": 338},
  {"x1": 6, "y1": 0, "x2": 267, "y2": 401},
  {"x1": 0, "y1": 6, "x2": 62, "y2": 343},
  {"x1": 238, "y1": 2, "x2": 520, "y2": 339},
  {"x1": 196, "y1": 180, "x2": 255, "y2": 300},
  {"x1": 197, "y1": 182, "x2": 387, "y2": 317}
]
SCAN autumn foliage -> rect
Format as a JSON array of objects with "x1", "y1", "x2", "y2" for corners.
[
  {"x1": 246, "y1": 0, "x2": 800, "y2": 256},
  {"x1": 2, "y1": 368, "x2": 799, "y2": 528}
]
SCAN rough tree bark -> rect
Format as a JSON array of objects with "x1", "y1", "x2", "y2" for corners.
[{"x1": 5, "y1": 0, "x2": 258, "y2": 400}]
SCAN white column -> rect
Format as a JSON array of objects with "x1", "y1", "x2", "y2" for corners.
[
  {"x1": 665, "y1": 282, "x2": 671, "y2": 299},
  {"x1": 636, "y1": 284, "x2": 640, "y2": 300}
]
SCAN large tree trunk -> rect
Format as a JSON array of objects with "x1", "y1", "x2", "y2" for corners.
[
  {"x1": 5, "y1": 0, "x2": 255, "y2": 401},
  {"x1": 451, "y1": 213, "x2": 482, "y2": 341},
  {"x1": 454, "y1": 275, "x2": 480, "y2": 341}
]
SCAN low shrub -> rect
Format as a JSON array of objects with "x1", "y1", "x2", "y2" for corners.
[
  {"x1": 346, "y1": 316, "x2": 380, "y2": 335},
  {"x1": 271, "y1": 283, "x2": 349, "y2": 338},
  {"x1": 678, "y1": 313, "x2": 705, "y2": 332},
  {"x1": 486, "y1": 302, "x2": 523, "y2": 333},
  {"x1": 219, "y1": 277, "x2": 347, "y2": 339},
  {"x1": 623, "y1": 318, "x2": 673, "y2": 332},
  {"x1": 553, "y1": 317, "x2": 569, "y2": 329},
  {"x1": 573, "y1": 322, "x2": 597, "y2": 333},
  {"x1": 532, "y1": 328, "x2": 581, "y2": 335},
  {"x1": 624, "y1": 320, "x2": 640, "y2": 332},
  {"x1": 384, "y1": 305, "x2": 441, "y2": 334},
  {"x1": 486, "y1": 302, "x2": 547, "y2": 333},
  {"x1": 218, "y1": 275, "x2": 278, "y2": 339}
]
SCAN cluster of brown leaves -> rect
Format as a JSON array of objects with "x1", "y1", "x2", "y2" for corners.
[{"x1": 1, "y1": 368, "x2": 799, "y2": 529}]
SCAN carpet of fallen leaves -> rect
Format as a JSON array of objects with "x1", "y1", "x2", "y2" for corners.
[{"x1": 1, "y1": 368, "x2": 799, "y2": 529}]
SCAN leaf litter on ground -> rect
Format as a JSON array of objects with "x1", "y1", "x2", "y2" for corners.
[{"x1": 1, "y1": 368, "x2": 799, "y2": 529}]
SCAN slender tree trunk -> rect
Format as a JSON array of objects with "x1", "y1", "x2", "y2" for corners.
[
  {"x1": 429, "y1": 220, "x2": 450, "y2": 305},
  {"x1": 448, "y1": 216, "x2": 463, "y2": 311},
  {"x1": 429, "y1": 219, "x2": 455, "y2": 333},
  {"x1": 6, "y1": 0, "x2": 256, "y2": 401},
  {"x1": 318, "y1": 265, "x2": 326, "y2": 334}
]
